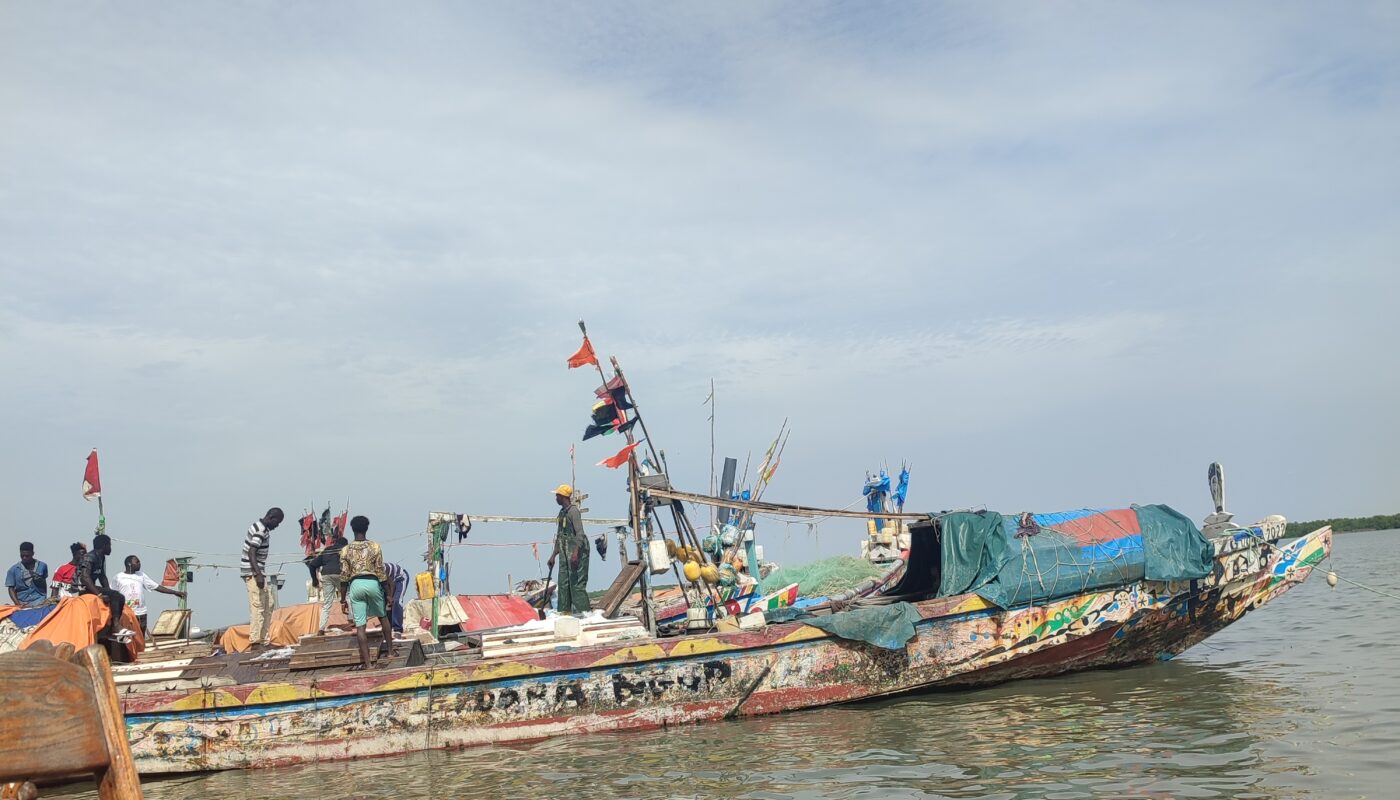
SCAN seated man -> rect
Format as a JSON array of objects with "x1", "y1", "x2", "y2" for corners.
[
  {"x1": 6, "y1": 541, "x2": 49, "y2": 608},
  {"x1": 79, "y1": 534, "x2": 134, "y2": 642},
  {"x1": 50, "y1": 542, "x2": 87, "y2": 601}
]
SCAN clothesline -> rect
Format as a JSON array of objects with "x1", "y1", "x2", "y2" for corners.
[
  {"x1": 111, "y1": 529, "x2": 550, "y2": 565},
  {"x1": 446, "y1": 541, "x2": 547, "y2": 549}
]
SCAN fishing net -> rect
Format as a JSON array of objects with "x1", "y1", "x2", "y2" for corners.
[{"x1": 761, "y1": 555, "x2": 885, "y2": 597}]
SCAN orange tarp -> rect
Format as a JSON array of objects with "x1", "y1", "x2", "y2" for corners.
[
  {"x1": 0, "y1": 605, "x2": 17, "y2": 624},
  {"x1": 218, "y1": 620, "x2": 300, "y2": 653},
  {"x1": 20, "y1": 595, "x2": 144, "y2": 659},
  {"x1": 218, "y1": 602, "x2": 363, "y2": 653}
]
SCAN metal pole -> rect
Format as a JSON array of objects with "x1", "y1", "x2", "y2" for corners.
[
  {"x1": 428, "y1": 519, "x2": 448, "y2": 641},
  {"x1": 630, "y1": 456, "x2": 657, "y2": 635},
  {"x1": 609, "y1": 356, "x2": 662, "y2": 466},
  {"x1": 175, "y1": 556, "x2": 191, "y2": 611}
]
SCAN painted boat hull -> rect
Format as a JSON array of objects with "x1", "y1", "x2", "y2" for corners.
[{"x1": 122, "y1": 527, "x2": 1331, "y2": 773}]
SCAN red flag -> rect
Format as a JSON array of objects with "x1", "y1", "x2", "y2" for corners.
[
  {"x1": 161, "y1": 559, "x2": 181, "y2": 588},
  {"x1": 567, "y1": 336, "x2": 598, "y2": 369},
  {"x1": 597, "y1": 442, "x2": 639, "y2": 469},
  {"x1": 82, "y1": 449, "x2": 102, "y2": 500}
]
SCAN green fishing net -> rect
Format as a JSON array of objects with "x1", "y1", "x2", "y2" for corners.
[{"x1": 760, "y1": 555, "x2": 885, "y2": 597}]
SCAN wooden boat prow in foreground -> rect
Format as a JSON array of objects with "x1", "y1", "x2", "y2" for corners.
[{"x1": 116, "y1": 480, "x2": 1331, "y2": 774}]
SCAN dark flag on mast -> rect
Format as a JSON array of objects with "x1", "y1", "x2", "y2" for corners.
[
  {"x1": 594, "y1": 375, "x2": 633, "y2": 409},
  {"x1": 583, "y1": 376, "x2": 639, "y2": 440}
]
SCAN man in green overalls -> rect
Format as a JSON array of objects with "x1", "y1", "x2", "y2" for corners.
[{"x1": 547, "y1": 484, "x2": 591, "y2": 615}]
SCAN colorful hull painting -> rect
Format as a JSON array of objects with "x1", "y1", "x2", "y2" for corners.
[{"x1": 121, "y1": 527, "x2": 1331, "y2": 774}]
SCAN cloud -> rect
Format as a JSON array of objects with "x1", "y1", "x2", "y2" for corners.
[{"x1": 1, "y1": 2, "x2": 1396, "y2": 626}]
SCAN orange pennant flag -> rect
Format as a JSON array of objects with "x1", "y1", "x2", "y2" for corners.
[
  {"x1": 597, "y1": 442, "x2": 639, "y2": 469},
  {"x1": 567, "y1": 336, "x2": 598, "y2": 369}
]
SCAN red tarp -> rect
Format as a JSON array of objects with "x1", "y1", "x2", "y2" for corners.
[
  {"x1": 456, "y1": 594, "x2": 539, "y2": 631},
  {"x1": 1049, "y1": 507, "x2": 1142, "y2": 545}
]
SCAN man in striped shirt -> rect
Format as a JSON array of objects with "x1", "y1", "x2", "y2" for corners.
[{"x1": 241, "y1": 507, "x2": 284, "y2": 649}]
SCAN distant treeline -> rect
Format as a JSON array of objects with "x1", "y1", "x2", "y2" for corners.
[{"x1": 1286, "y1": 514, "x2": 1400, "y2": 537}]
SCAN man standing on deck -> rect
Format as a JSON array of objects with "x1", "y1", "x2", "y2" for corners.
[
  {"x1": 338, "y1": 515, "x2": 397, "y2": 670},
  {"x1": 114, "y1": 555, "x2": 185, "y2": 635},
  {"x1": 309, "y1": 529, "x2": 348, "y2": 634},
  {"x1": 6, "y1": 541, "x2": 48, "y2": 608},
  {"x1": 241, "y1": 507, "x2": 283, "y2": 650},
  {"x1": 547, "y1": 484, "x2": 591, "y2": 615}
]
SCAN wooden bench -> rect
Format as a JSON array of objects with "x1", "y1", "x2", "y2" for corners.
[{"x1": 0, "y1": 641, "x2": 142, "y2": 799}]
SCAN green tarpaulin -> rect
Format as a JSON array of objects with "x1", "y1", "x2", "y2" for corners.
[
  {"x1": 803, "y1": 602, "x2": 923, "y2": 650},
  {"x1": 1138, "y1": 503, "x2": 1215, "y2": 580},
  {"x1": 937, "y1": 511, "x2": 1009, "y2": 598},
  {"x1": 924, "y1": 505, "x2": 1213, "y2": 609}
]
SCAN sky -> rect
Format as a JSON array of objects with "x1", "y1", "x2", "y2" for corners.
[{"x1": 2, "y1": 2, "x2": 1397, "y2": 628}]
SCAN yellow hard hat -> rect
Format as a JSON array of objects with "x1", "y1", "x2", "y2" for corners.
[
  {"x1": 553, "y1": 484, "x2": 574, "y2": 497},
  {"x1": 683, "y1": 560, "x2": 701, "y2": 582}
]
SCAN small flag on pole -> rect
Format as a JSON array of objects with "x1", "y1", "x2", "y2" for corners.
[
  {"x1": 161, "y1": 559, "x2": 181, "y2": 588},
  {"x1": 567, "y1": 336, "x2": 598, "y2": 369},
  {"x1": 82, "y1": 449, "x2": 102, "y2": 500},
  {"x1": 597, "y1": 442, "x2": 640, "y2": 469},
  {"x1": 764, "y1": 456, "x2": 782, "y2": 482}
]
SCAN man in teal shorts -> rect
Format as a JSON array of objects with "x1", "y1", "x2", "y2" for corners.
[{"x1": 338, "y1": 515, "x2": 397, "y2": 670}]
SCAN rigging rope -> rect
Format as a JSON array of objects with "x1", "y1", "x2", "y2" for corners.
[{"x1": 1226, "y1": 524, "x2": 1399, "y2": 603}]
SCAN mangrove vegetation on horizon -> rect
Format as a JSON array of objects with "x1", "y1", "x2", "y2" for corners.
[{"x1": 1286, "y1": 514, "x2": 1400, "y2": 537}]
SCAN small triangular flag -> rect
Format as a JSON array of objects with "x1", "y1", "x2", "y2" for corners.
[{"x1": 597, "y1": 442, "x2": 640, "y2": 469}]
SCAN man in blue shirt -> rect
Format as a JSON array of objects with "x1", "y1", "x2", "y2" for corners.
[{"x1": 6, "y1": 541, "x2": 49, "y2": 608}]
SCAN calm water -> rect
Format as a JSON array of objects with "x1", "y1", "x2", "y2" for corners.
[{"x1": 60, "y1": 530, "x2": 1399, "y2": 799}]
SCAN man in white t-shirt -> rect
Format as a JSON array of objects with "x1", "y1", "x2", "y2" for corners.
[{"x1": 114, "y1": 555, "x2": 186, "y2": 634}]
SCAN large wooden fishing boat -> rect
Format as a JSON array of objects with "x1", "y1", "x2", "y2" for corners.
[
  {"x1": 16, "y1": 333, "x2": 1334, "y2": 774},
  {"x1": 112, "y1": 508, "x2": 1330, "y2": 774}
]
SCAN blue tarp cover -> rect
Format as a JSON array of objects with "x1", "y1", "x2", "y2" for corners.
[
  {"x1": 9, "y1": 605, "x2": 54, "y2": 629},
  {"x1": 932, "y1": 504, "x2": 1212, "y2": 608}
]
